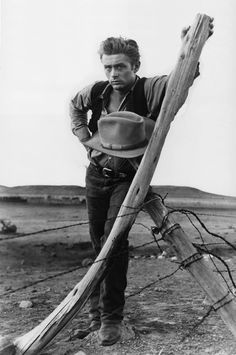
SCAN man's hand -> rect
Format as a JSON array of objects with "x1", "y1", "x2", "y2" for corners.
[
  {"x1": 208, "y1": 17, "x2": 214, "y2": 38},
  {"x1": 181, "y1": 26, "x2": 191, "y2": 41},
  {"x1": 181, "y1": 17, "x2": 214, "y2": 41}
]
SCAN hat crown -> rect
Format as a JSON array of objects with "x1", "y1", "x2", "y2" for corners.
[
  {"x1": 98, "y1": 112, "x2": 147, "y2": 151},
  {"x1": 84, "y1": 111, "x2": 155, "y2": 158}
]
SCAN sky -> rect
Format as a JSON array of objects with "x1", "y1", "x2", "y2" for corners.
[{"x1": 0, "y1": 0, "x2": 235, "y2": 196}]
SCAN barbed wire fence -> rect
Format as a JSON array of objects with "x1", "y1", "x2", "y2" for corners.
[{"x1": 0, "y1": 194, "x2": 236, "y2": 349}]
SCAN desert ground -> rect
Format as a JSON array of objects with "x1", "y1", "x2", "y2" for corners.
[{"x1": 0, "y1": 186, "x2": 236, "y2": 355}]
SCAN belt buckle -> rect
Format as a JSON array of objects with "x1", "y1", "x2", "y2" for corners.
[
  {"x1": 119, "y1": 172, "x2": 127, "y2": 178},
  {"x1": 102, "y1": 167, "x2": 113, "y2": 178}
]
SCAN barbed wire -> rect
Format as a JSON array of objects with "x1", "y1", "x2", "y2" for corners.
[
  {"x1": 0, "y1": 221, "x2": 89, "y2": 241},
  {"x1": 1, "y1": 199, "x2": 235, "y2": 298},
  {"x1": 0, "y1": 201, "x2": 145, "y2": 242},
  {"x1": 166, "y1": 208, "x2": 236, "y2": 251},
  {"x1": 0, "y1": 237, "x2": 162, "y2": 298},
  {"x1": 1, "y1": 195, "x2": 236, "y2": 349},
  {"x1": 125, "y1": 266, "x2": 181, "y2": 298},
  {"x1": 181, "y1": 305, "x2": 213, "y2": 342},
  {"x1": 158, "y1": 206, "x2": 236, "y2": 343},
  {"x1": 1, "y1": 195, "x2": 235, "y2": 243},
  {"x1": 165, "y1": 207, "x2": 236, "y2": 290},
  {"x1": 199, "y1": 246, "x2": 236, "y2": 288},
  {"x1": 180, "y1": 210, "x2": 235, "y2": 291},
  {"x1": 195, "y1": 211, "x2": 236, "y2": 218}
]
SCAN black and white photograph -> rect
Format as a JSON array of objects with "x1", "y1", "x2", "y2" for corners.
[{"x1": 0, "y1": 1, "x2": 236, "y2": 354}]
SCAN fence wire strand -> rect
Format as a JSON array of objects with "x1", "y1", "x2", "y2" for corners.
[{"x1": 0, "y1": 195, "x2": 236, "y2": 347}]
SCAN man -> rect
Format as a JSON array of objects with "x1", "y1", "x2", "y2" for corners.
[{"x1": 70, "y1": 22, "x2": 213, "y2": 346}]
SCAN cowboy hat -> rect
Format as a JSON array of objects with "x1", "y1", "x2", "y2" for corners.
[{"x1": 84, "y1": 111, "x2": 155, "y2": 158}]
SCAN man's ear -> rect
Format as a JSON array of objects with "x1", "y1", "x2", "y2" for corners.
[{"x1": 133, "y1": 61, "x2": 141, "y2": 73}]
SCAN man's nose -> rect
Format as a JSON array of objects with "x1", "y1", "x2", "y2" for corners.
[{"x1": 110, "y1": 68, "x2": 118, "y2": 78}]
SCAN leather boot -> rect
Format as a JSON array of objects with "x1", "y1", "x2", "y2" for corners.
[
  {"x1": 98, "y1": 321, "x2": 122, "y2": 346},
  {"x1": 89, "y1": 319, "x2": 101, "y2": 332}
]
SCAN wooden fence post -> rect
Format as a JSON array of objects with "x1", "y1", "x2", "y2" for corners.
[
  {"x1": 0, "y1": 13, "x2": 218, "y2": 355},
  {"x1": 145, "y1": 194, "x2": 236, "y2": 339},
  {"x1": 129, "y1": 157, "x2": 236, "y2": 338}
]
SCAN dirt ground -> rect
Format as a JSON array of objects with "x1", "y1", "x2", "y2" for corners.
[{"x1": 0, "y1": 201, "x2": 236, "y2": 355}]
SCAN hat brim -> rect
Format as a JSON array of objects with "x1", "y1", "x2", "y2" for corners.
[{"x1": 84, "y1": 117, "x2": 155, "y2": 158}]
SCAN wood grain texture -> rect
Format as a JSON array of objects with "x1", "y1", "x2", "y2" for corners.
[
  {"x1": 145, "y1": 196, "x2": 236, "y2": 340},
  {"x1": 2, "y1": 13, "x2": 212, "y2": 355}
]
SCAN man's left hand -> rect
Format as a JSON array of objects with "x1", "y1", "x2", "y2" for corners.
[{"x1": 181, "y1": 16, "x2": 214, "y2": 41}]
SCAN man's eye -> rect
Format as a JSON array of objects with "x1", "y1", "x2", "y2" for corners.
[
  {"x1": 117, "y1": 65, "x2": 125, "y2": 70},
  {"x1": 105, "y1": 67, "x2": 111, "y2": 71}
]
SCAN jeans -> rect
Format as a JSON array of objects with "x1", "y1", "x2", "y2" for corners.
[{"x1": 85, "y1": 163, "x2": 135, "y2": 323}]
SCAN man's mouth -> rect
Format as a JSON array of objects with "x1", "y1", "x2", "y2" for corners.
[{"x1": 111, "y1": 80, "x2": 122, "y2": 85}]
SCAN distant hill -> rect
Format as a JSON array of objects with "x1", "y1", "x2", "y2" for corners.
[
  {"x1": 0, "y1": 184, "x2": 235, "y2": 199},
  {"x1": 152, "y1": 185, "x2": 236, "y2": 201},
  {"x1": 0, "y1": 185, "x2": 235, "y2": 208},
  {"x1": 0, "y1": 185, "x2": 85, "y2": 196},
  {"x1": 0, "y1": 185, "x2": 86, "y2": 205}
]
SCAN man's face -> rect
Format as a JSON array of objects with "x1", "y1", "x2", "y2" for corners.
[{"x1": 101, "y1": 54, "x2": 138, "y2": 92}]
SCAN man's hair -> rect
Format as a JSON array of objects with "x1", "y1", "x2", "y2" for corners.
[{"x1": 98, "y1": 37, "x2": 140, "y2": 67}]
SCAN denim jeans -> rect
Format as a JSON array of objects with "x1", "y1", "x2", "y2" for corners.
[{"x1": 85, "y1": 163, "x2": 135, "y2": 323}]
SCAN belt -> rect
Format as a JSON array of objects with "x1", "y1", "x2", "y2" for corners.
[{"x1": 94, "y1": 165, "x2": 128, "y2": 179}]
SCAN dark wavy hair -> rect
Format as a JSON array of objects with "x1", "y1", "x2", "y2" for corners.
[{"x1": 98, "y1": 37, "x2": 140, "y2": 67}]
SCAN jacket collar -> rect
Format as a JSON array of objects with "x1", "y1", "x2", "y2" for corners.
[{"x1": 99, "y1": 76, "x2": 140, "y2": 100}]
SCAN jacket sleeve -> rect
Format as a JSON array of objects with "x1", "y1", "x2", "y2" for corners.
[
  {"x1": 144, "y1": 75, "x2": 169, "y2": 120},
  {"x1": 70, "y1": 83, "x2": 95, "y2": 143},
  {"x1": 144, "y1": 64, "x2": 200, "y2": 120}
]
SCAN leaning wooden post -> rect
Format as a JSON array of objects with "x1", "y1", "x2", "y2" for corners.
[
  {"x1": 144, "y1": 195, "x2": 236, "y2": 339},
  {"x1": 1, "y1": 13, "x2": 215, "y2": 355},
  {"x1": 132, "y1": 152, "x2": 236, "y2": 337}
]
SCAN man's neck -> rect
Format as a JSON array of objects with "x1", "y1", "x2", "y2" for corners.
[
  {"x1": 112, "y1": 89, "x2": 126, "y2": 98},
  {"x1": 112, "y1": 77, "x2": 137, "y2": 96}
]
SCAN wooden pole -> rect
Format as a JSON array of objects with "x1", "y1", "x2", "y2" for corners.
[
  {"x1": 145, "y1": 193, "x2": 236, "y2": 339},
  {"x1": 131, "y1": 157, "x2": 236, "y2": 338},
  {"x1": 1, "y1": 13, "x2": 213, "y2": 355}
]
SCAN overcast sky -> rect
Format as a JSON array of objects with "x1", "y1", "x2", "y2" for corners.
[{"x1": 0, "y1": 0, "x2": 235, "y2": 196}]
